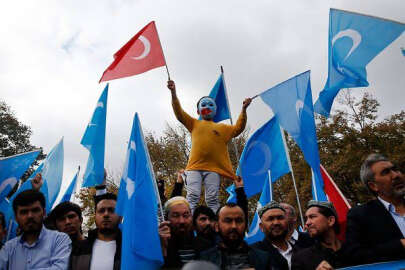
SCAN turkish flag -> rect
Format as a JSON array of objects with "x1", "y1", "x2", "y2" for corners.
[
  {"x1": 320, "y1": 164, "x2": 351, "y2": 241},
  {"x1": 99, "y1": 21, "x2": 166, "y2": 82}
]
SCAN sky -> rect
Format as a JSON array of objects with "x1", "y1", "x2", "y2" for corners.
[{"x1": 0, "y1": 0, "x2": 404, "y2": 201}]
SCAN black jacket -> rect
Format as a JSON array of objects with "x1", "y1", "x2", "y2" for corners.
[
  {"x1": 291, "y1": 241, "x2": 352, "y2": 270},
  {"x1": 345, "y1": 199, "x2": 405, "y2": 264},
  {"x1": 70, "y1": 229, "x2": 122, "y2": 270},
  {"x1": 291, "y1": 231, "x2": 314, "y2": 250},
  {"x1": 200, "y1": 241, "x2": 272, "y2": 270},
  {"x1": 250, "y1": 239, "x2": 289, "y2": 270}
]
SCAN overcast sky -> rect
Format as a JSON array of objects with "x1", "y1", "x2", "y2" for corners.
[{"x1": 1, "y1": 0, "x2": 404, "y2": 199}]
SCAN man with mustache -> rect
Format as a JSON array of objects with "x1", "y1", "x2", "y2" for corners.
[
  {"x1": 0, "y1": 189, "x2": 72, "y2": 269},
  {"x1": 167, "y1": 80, "x2": 251, "y2": 213},
  {"x1": 193, "y1": 205, "x2": 217, "y2": 246},
  {"x1": 345, "y1": 154, "x2": 405, "y2": 264},
  {"x1": 70, "y1": 192, "x2": 121, "y2": 270},
  {"x1": 200, "y1": 203, "x2": 271, "y2": 270}
]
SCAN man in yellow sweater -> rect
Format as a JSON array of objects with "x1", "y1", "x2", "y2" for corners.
[{"x1": 167, "y1": 80, "x2": 251, "y2": 213}]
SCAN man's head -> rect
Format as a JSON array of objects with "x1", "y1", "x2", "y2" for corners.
[
  {"x1": 280, "y1": 203, "x2": 297, "y2": 233},
  {"x1": 164, "y1": 196, "x2": 193, "y2": 236},
  {"x1": 94, "y1": 193, "x2": 120, "y2": 235},
  {"x1": 216, "y1": 203, "x2": 246, "y2": 249},
  {"x1": 0, "y1": 212, "x2": 6, "y2": 242},
  {"x1": 193, "y1": 205, "x2": 216, "y2": 237},
  {"x1": 49, "y1": 202, "x2": 83, "y2": 240},
  {"x1": 360, "y1": 154, "x2": 404, "y2": 200},
  {"x1": 197, "y1": 96, "x2": 217, "y2": 120},
  {"x1": 13, "y1": 189, "x2": 46, "y2": 234},
  {"x1": 259, "y1": 201, "x2": 289, "y2": 241},
  {"x1": 305, "y1": 201, "x2": 339, "y2": 239}
]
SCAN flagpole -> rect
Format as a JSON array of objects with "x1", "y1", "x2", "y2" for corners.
[
  {"x1": 279, "y1": 126, "x2": 305, "y2": 228},
  {"x1": 268, "y1": 170, "x2": 273, "y2": 202},
  {"x1": 72, "y1": 166, "x2": 80, "y2": 203},
  {"x1": 155, "y1": 21, "x2": 171, "y2": 80},
  {"x1": 221, "y1": 66, "x2": 240, "y2": 162}
]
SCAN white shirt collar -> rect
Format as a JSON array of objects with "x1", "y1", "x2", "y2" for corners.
[
  {"x1": 378, "y1": 196, "x2": 391, "y2": 211},
  {"x1": 291, "y1": 229, "x2": 299, "y2": 242}
]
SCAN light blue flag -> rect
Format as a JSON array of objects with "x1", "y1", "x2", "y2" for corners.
[
  {"x1": 199, "y1": 74, "x2": 231, "y2": 123},
  {"x1": 227, "y1": 117, "x2": 290, "y2": 203},
  {"x1": 402, "y1": 48, "x2": 405, "y2": 56},
  {"x1": 339, "y1": 260, "x2": 405, "y2": 270},
  {"x1": 120, "y1": 113, "x2": 163, "y2": 270},
  {"x1": 0, "y1": 150, "x2": 40, "y2": 201},
  {"x1": 260, "y1": 71, "x2": 327, "y2": 201},
  {"x1": 60, "y1": 170, "x2": 79, "y2": 203},
  {"x1": 245, "y1": 171, "x2": 273, "y2": 244},
  {"x1": 40, "y1": 138, "x2": 64, "y2": 212},
  {"x1": 81, "y1": 84, "x2": 108, "y2": 187},
  {"x1": 314, "y1": 9, "x2": 405, "y2": 117}
]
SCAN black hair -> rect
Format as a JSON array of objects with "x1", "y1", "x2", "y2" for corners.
[
  {"x1": 193, "y1": 206, "x2": 215, "y2": 226},
  {"x1": 49, "y1": 201, "x2": 83, "y2": 222},
  {"x1": 94, "y1": 193, "x2": 117, "y2": 211},
  {"x1": 312, "y1": 206, "x2": 340, "y2": 234},
  {"x1": 216, "y1": 202, "x2": 244, "y2": 219},
  {"x1": 0, "y1": 212, "x2": 5, "y2": 230},
  {"x1": 13, "y1": 189, "x2": 46, "y2": 214}
]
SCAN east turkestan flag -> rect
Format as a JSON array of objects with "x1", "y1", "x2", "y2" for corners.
[{"x1": 100, "y1": 21, "x2": 166, "y2": 82}]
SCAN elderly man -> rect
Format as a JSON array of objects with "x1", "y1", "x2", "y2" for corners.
[
  {"x1": 291, "y1": 201, "x2": 352, "y2": 270},
  {"x1": 200, "y1": 203, "x2": 271, "y2": 270},
  {"x1": 159, "y1": 196, "x2": 211, "y2": 268},
  {"x1": 345, "y1": 154, "x2": 405, "y2": 264},
  {"x1": 0, "y1": 190, "x2": 71, "y2": 269}
]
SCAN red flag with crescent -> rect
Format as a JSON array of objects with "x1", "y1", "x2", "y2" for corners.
[
  {"x1": 99, "y1": 21, "x2": 166, "y2": 82},
  {"x1": 320, "y1": 164, "x2": 351, "y2": 241}
]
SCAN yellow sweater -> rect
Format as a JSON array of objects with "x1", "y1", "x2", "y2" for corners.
[{"x1": 172, "y1": 98, "x2": 247, "y2": 180}]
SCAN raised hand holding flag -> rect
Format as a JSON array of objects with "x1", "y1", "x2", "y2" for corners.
[{"x1": 100, "y1": 21, "x2": 168, "y2": 82}]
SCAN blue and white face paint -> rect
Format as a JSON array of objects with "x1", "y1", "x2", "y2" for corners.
[{"x1": 197, "y1": 97, "x2": 217, "y2": 120}]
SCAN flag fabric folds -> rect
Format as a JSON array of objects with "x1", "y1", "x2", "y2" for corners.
[
  {"x1": 260, "y1": 71, "x2": 327, "y2": 201},
  {"x1": 402, "y1": 48, "x2": 405, "y2": 56},
  {"x1": 100, "y1": 21, "x2": 166, "y2": 82},
  {"x1": 81, "y1": 85, "x2": 108, "y2": 187},
  {"x1": 320, "y1": 165, "x2": 351, "y2": 241},
  {"x1": 119, "y1": 113, "x2": 163, "y2": 270},
  {"x1": 314, "y1": 9, "x2": 405, "y2": 117},
  {"x1": 60, "y1": 170, "x2": 79, "y2": 203},
  {"x1": 199, "y1": 74, "x2": 231, "y2": 123},
  {"x1": 0, "y1": 150, "x2": 40, "y2": 201},
  {"x1": 245, "y1": 171, "x2": 273, "y2": 244}
]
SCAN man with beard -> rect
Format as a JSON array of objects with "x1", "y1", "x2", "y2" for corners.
[
  {"x1": 280, "y1": 203, "x2": 313, "y2": 250},
  {"x1": 345, "y1": 154, "x2": 405, "y2": 264},
  {"x1": 200, "y1": 203, "x2": 271, "y2": 270},
  {"x1": 159, "y1": 196, "x2": 211, "y2": 268},
  {"x1": 251, "y1": 201, "x2": 293, "y2": 270},
  {"x1": 47, "y1": 201, "x2": 85, "y2": 243},
  {"x1": 193, "y1": 205, "x2": 217, "y2": 246},
  {"x1": 0, "y1": 190, "x2": 71, "y2": 269},
  {"x1": 70, "y1": 192, "x2": 121, "y2": 270},
  {"x1": 291, "y1": 201, "x2": 352, "y2": 270}
]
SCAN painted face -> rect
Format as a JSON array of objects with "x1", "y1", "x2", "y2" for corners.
[{"x1": 197, "y1": 97, "x2": 217, "y2": 120}]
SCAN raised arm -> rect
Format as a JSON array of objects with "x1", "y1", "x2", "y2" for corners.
[
  {"x1": 231, "y1": 98, "x2": 251, "y2": 138},
  {"x1": 167, "y1": 80, "x2": 195, "y2": 131}
]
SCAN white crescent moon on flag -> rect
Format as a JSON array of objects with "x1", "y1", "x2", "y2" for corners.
[
  {"x1": 248, "y1": 141, "x2": 272, "y2": 176},
  {"x1": 0, "y1": 177, "x2": 17, "y2": 195},
  {"x1": 246, "y1": 213, "x2": 261, "y2": 237},
  {"x1": 332, "y1": 29, "x2": 362, "y2": 61},
  {"x1": 132, "y1": 35, "x2": 151, "y2": 60},
  {"x1": 296, "y1": 100, "x2": 304, "y2": 117},
  {"x1": 126, "y1": 177, "x2": 135, "y2": 199}
]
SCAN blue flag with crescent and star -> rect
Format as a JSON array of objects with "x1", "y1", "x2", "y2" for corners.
[
  {"x1": 314, "y1": 9, "x2": 405, "y2": 117},
  {"x1": 260, "y1": 71, "x2": 327, "y2": 201},
  {"x1": 81, "y1": 84, "x2": 108, "y2": 187},
  {"x1": 120, "y1": 113, "x2": 163, "y2": 270},
  {"x1": 245, "y1": 172, "x2": 273, "y2": 244},
  {"x1": 61, "y1": 170, "x2": 79, "y2": 203},
  {"x1": 199, "y1": 74, "x2": 231, "y2": 123},
  {"x1": 0, "y1": 150, "x2": 40, "y2": 201},
  {"x1": 227, "y1": 116, "x2": 290, "y2": 202}
]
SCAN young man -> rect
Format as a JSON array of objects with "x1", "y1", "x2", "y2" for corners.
[
  {"x1": 200, "y1": 203, "x2": 271, "y2": 270},
  {"x1": 193, "y1": 205, "x2": 217, "y2": 245},
  {"x1": 70, "y1": 193, "x2": 121, "y2": 270},
  {"x1": 48, "y1": 201, "x2": 85, "y2": 243},
  {"x1": 0, "y1": 190, "x2": 71, "y2": 269},
  {"x1": 345, "y1": 154, "x2": 405, "y2": 264},
  {"x1": 291, "y1": 201, "x2": 351, "y2": 270},
  {"x1": 167, "y1": 80, "x2": 251, "y2": 213}
]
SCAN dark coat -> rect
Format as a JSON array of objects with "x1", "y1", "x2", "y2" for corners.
[
  {"x1": 345, "y1": 199, "x2": 405, "y2": 264},
  {"x1": 292, "y1": 231, "x2": 314, "y2": 250},
  {"x1": 199, "y1": 241, "x2": 272, "y2": 270},
  {"x1": 70, "y1": 229, "x2": 122, "y2": 270},
  {"x1": 250, "y1": 239, "x2": 289, "y2": 270}
]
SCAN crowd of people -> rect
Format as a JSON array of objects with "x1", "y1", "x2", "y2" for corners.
[{"x1": 0, "y1": 153, "x2": 402, "y2": 269}]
